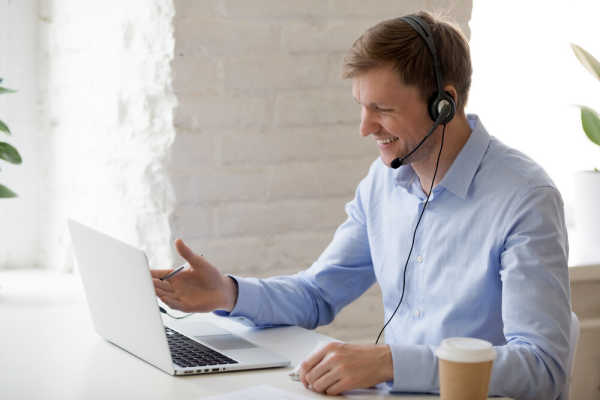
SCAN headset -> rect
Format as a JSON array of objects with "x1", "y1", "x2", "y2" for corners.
[
  {"x1": 375, "y1": 14, "x2": 456, "y2": 344},
  {"x1": 389, "y1": 14, "x2": 456, "y2": 169}
]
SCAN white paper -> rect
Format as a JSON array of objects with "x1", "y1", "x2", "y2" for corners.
[{"x1": 203, "y1": 385, "x2": 314, "y2": 400}]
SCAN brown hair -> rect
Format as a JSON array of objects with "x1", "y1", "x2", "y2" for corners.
[{"x1": 342, "y1": 11, "x2": 472, "y2": 112}]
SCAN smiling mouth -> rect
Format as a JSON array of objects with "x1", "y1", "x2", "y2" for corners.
[{"x1": 375, "y1": 137, "x2": 399, "y2": 145}]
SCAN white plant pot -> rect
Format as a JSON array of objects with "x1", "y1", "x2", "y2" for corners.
[{"x1": 572, "y1": 171, "x2": 600, "y2": 264}]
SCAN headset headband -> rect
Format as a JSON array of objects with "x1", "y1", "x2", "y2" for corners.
[{"x1": 399, "y1": 15, "x2": 444, "y2": 99}]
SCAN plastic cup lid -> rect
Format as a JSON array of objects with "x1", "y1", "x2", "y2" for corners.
[{"x1": 435, "y1": 337, "x2": 497, "y2": 363}]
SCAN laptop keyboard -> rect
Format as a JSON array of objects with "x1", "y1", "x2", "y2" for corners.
[{"x1": 165, "y1": 327, "x2": 238, "y2": 368}]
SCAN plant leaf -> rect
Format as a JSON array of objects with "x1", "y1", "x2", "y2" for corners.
[
  {"x1": 0, "y1": 87, "x2": 16, "y2": 94},
  {"x1": 0, "y1": 141, "x2": 22, "y2": 164},
  {"x1": 577, "y1": 106, "x2": 600, "y2": 146},
  {"x1": 0, "y1": 184, "x2": 17, "y2": 198},
  {"x1": 0, "y1": 119, "x2": 10, "y2": 135},
  {"x1": 571, "y1": 43, "x2": 600, "y2": 81}
]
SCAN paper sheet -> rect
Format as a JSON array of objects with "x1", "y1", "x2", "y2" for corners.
[{"x1": 203, "y1": 385, "x2": 314, "y2": 400}]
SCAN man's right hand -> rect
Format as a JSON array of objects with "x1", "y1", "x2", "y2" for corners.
[{"x1": 151, "y1": 239, "x2": 238, "y2": 313}]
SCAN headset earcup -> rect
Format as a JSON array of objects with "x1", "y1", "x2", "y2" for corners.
[
  {"x1": 441, "y1": 91, "x2": 456, "y2": 124},
  {"x1": 428, "y1": 91, "x2": 456, "y2": 124}
]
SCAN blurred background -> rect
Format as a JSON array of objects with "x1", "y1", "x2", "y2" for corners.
[{"x1": 1, "y1": 1, "x2": 599, "y2": 397}]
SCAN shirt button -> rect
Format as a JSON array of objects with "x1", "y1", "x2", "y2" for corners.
[
  {"x1": 414, "y1": 309, "x2": 422, "y2": 317},
  {"x1": 416, "y1": 255, "x2": 423, "y2": 263}
]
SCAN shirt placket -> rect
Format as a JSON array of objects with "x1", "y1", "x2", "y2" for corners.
[
  {"x1": 396, "y1": 172, "x2": 430, "y2": 322},
  {"x1": 409, "y1": 198, "x2": 426, "y2": 321}
]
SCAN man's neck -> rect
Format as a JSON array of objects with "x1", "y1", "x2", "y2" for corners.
[{"x1": 411, "y1": 113, "x2": 472, "y2": 195}]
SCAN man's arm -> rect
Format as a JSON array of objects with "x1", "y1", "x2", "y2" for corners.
[
  {"x1": 488, "y1": 186, "x2": 570, "y2": 399},
  {"x1": 155, "y1": 162, "x2": 378, "y2": 326},
  {"x1": 382, "y1": 186, "x2": 571, "y2": 399},
  {"x1": 218, "y1": 182, "x2": 376, "y2": 328}
]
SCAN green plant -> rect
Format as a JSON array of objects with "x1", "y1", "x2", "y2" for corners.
[
  {"x1": 0, "y1": 77, "x2": 22, "y2": 198},
  {"x1": 571, "y1": 44, "x2": 600, "y2": 150}
]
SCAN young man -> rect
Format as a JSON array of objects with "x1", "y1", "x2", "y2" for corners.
[{"x1": 153, "y1": 11, "x2": 570, "y2": 399}]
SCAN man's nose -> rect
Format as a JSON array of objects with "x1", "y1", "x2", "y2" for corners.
[{"x1": 360, "y1": 107, "x2": 379, "y2": 137}]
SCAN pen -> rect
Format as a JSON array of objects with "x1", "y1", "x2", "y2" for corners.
[{"x1": 159, "y1": 263, "x2": 188, "y2": 281}]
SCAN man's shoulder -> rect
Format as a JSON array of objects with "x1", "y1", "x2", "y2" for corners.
[{"x1": 476, "y1": 136, "x2": 559, "y2": 198}]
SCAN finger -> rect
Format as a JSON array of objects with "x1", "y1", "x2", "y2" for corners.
[
  {"x1": 158, "y1": 295, "x2": 187, "y2": 312},
  {"x1": 300, "y1": 343, "x2": 335, "y2": 384},
  {"x1": 311, "y1": 369, "x2": 341, "y2": 394},
  {"x1": 305, "y1": 356, "x2": 334, "y2": 387},
  {"x1": 324, "y1": 378, "x2": 348, "y2": 396},
  {"x1": 156, "y1": 288, "x2": 180, "y2": 302},
  {"x1": 155, "y1": 287, "x2": 176, "y2": 298},
  {"x1": 153, "y1": 278, "x2": 175, "y2": 293},
  {"x1": 151, "y1": 269, "x2": 173, "y2": 279},
  {"x1": 175, "y1": 239, "x2": 204, "y2": 267}
]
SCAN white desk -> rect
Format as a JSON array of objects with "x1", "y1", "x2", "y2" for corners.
[{"x1": 0, "y1": 271, "x2": 509, "y2": 399}]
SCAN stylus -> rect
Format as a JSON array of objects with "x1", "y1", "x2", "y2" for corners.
[{"x1": 159, "y1": 263, "x2": 188, "y2": 281}]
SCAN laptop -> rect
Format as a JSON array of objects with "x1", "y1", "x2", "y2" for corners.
[{"x1": 68, "y1": 219, "x2": 290, "y2": 376}]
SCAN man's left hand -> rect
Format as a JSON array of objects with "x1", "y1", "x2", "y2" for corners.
[{"x1": 299, "y1": 342, "x2": 393, "y2": 395}]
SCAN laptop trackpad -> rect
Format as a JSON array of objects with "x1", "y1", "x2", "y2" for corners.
[{"x1": 195, "y1": 334, "x2": 257, "y2": 350}]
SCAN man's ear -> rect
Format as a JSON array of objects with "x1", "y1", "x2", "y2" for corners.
[{"x1": 443, "y1": 85, "x2": 458, "y2": 104}]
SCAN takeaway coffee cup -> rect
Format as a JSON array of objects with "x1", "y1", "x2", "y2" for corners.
[{"x1": 435, "y1": 337, "x2": 496, "y2": 400}]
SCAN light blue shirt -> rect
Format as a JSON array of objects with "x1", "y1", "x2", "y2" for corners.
[{"x1": 219, "y1": 114, "x2": 571, "y2": 400}]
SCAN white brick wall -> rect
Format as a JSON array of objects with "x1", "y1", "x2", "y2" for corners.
[
  {"x1": 7, "y1": 0, "x2": 472, "y2": 340},
  {"x1": 170, "y1": 0, "x2": 473, "y2": 341}
]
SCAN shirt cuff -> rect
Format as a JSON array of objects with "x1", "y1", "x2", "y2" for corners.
[
  {"x1": 388, "y1": 343, "x2": 439, "y2": 393},
  {"x1": 212, "y1": 275, "x2": 263, "y2": 327}
]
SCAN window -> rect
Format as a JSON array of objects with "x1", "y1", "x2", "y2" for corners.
[{"x1": 468, "y1": 0, "x2": 600, "y2": 213}]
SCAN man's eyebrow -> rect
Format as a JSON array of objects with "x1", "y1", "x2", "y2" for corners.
[
  {"x1": 352, "y1": 96, "x2": 396, "y2": 111},
  {"x1": 373, "y1": 103, "x2": 394, "y2": 110}
]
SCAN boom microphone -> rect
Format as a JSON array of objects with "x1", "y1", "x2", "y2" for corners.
[{"x1": 390, "y1": 101, "x2": 451, "y2": 169}]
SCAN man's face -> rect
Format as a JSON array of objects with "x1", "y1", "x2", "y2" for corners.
[{"x1": 352, "y1": 64, "x2": 434, "y2": 167}]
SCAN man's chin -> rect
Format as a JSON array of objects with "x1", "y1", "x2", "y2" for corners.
[{"x1": 381, "y1": 155, "x2": 396, "y2": 168}]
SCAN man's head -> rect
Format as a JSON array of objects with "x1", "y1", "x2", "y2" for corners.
[
  {"x1": 343, "y1": 11, "x2": 472, "y2": 167},
  {"x1": 343, "y1": 11, "x2": 471, "y2": 113}
]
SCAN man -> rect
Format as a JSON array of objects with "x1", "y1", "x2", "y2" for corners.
[{"x1": 153, "y1": 11, "x2": 570, "y2": 399}]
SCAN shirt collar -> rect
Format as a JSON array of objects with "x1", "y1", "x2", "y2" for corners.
[
  {"x1": 438, "y1": 114, "x2": 490, "y2": 200},
  {"x1": 393, "y1": 114, "x2": 490, "y2": 200}
]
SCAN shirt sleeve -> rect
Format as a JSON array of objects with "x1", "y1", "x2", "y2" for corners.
[
  {"x1": 387, "y1": 186, "x2": 570, "y2": 400},
  {"x1": 214, "y1": 174, "x2": 377, "y2": 329},
  {"x1": 488, "y1": 186, "x2": 571, "y2": 400},
  {"x1": 388, "y1": 343, "x2": 438, "y2": 393}
]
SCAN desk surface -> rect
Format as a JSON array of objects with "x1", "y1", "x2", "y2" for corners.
[{"x1": 0, "y1": 270, "x2": 510, "y2": 400}]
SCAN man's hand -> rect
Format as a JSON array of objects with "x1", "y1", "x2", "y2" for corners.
[
  {"x1": 151, "y1": 239, "x2": 238, "y2": 313},
  {"x1": 299, "y1": 342, "x2": 393, "y2": 395}
]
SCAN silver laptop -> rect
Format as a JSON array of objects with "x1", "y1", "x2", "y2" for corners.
[{"x1": 68, "y1": 219, "x2": 290, "y2": 376}]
